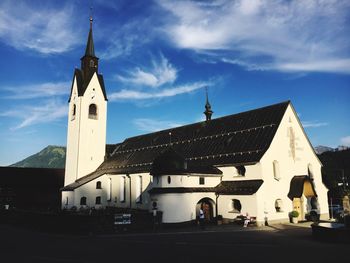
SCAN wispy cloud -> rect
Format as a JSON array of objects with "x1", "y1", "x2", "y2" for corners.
[
  {"x1": 340, "y1": 136, "x2": 350, "y2": 146},
  {"x1": 2, "y1": 82, "x2": 70, "y2": 99},
  {"x1": 116, "y1": 54, "x2": 177, "y2": 87},
  {"x1": 0, "y1": 100, "x2": 67, "y2": 130},
  {"x1": 133, "y1": 118, "x2": 183, "y2": 132},
  {"x1": 157, "y1": 0, "x2": 350, "y2": 74},
  {"x1": 0, "y1": 1, "x2": 81, "y2": 54},
  {"x1": 302, "y1": 121, "x2": 329, "y2": 128},
  {"x1": 99, "y1": 19, "x2": 152, "y2": 60},
  {"x1": 109, "y1": 82, "x2": 209, "y2": 101}
]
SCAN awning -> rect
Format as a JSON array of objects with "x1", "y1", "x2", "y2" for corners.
[
  {"x1": 214, "y1": 179, "x2": 264, "y2": 195},
  {"x1": 287, "y1": 175, "x2": 317, "y2": 200}
]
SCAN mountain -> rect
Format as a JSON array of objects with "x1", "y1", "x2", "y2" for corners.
[
  {"x1": 314, "y1": 145, "x2": 335, "y2": 154},
  {"x1": 314, "y1": 145, "x2": 349, "y2": 154},
  {"x1": 10, "y1": 146, "x2": 66, "y2": 169}
]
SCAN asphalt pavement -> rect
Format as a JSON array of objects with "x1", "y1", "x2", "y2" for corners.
[{"x1": 0, "y1": 221, "x2": 348, "y2": 263}]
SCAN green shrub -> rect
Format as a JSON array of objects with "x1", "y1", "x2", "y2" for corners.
[{"x1": 290, "y1": 210, "x2": 299, "y2": 218}]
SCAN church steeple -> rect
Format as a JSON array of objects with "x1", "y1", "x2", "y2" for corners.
[
  {"x1": 81, "y1": 14, "x2": 99, "y2": 83},
  {"x1": 204, "y1": 87, "x2": 213, "y2": 122},
  {"x1": 84, "y1": 16, "x2": 95, "y2": 57}
]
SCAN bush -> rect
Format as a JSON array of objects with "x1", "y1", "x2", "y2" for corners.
[{"x1": 290, "y1": 210, "x2": 299, "y2": 218}]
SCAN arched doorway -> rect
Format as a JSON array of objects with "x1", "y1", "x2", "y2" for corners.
[{"x1": 196, "y1": 198, "x2": 215, "y2": 222}]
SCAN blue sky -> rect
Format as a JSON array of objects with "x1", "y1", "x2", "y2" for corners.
[{"x1": 0, "y1": 0, "x2": 349, "y2": 165}]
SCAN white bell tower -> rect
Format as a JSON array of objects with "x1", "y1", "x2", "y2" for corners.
[{"x1": 64, "y1": 16, "x2": 108, "y2": 186}]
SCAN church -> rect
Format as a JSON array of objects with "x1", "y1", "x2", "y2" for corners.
[{"x1": 61, "y1": 18, "x2": 329, "y2": 226}]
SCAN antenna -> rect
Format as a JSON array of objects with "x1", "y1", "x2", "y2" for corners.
[
  {"x1": 89, "y1": 2, "x2": 93, "y2": 29},
  {"x1": 205, "y1": 86, "x2": 209, "y2": 103}
]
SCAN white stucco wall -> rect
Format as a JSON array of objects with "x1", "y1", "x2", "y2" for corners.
[
  {"x1": 258, "y1": 104, "x2": 329, "y2": 223},
  {"x1": 217, "y1": 194, "x2": 258, "y2": 221},
  {"x1": 219, "y1": 164, "x2": 262, "y2": 181},
  {"x1": 64, "y1": 73, "x2": 107, "y2": 186},
  {"x1": 152, "y1": 193, "x2": 217, "y2": 223},
  {"x1": 64, "y1": 173, "x2": 153, "y2": 210},
  {"x1": 153, "y1": 174, "x2": 221, "y2": 188}
]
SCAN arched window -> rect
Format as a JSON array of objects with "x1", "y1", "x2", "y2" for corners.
[
  {"x1": 80, "y1": 197, "x2": 87, "y2": 206},
  {"x1": 275, "y1": 198, "x2": 283, "y2": 212},
  {"x1": 72, "y1": 104, "x2": 76, "y2": 120},
  {"x1": 232, "y1": 199, "x2": 242, "y2": 213},
  {"x1": 96, "y1": 181, "x2": 102, "y2": 189},
  {"x1": 273, "y1": 160, "x2": 281, "y2": 181},
  {"x1": 88, "y1": 104, "x2": 98, "y2": 119},
  {"x1": 167, "y1": 176, "x2": 171, "y2": 184},
  {"x1": 95, "y1": 196, "x2": 101, "y2": 205}
]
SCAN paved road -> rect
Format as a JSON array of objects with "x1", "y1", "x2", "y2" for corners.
[{"x1": 0, "y1": 223, "x2": 347, "y2": 263}]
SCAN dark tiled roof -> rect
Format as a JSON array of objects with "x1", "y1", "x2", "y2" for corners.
[
  {"x1": 287, "y1": 175, "x2": 317, "y2": 200},
  {"x1": 63, "y1": 101, "x2": 289, "y2": 190},
  {"x1": 61, "y1": 169, "x2": 106, "y2": 191},
  {"x1": 148, "y1": 179, "x2": 263, "y2": 195},
  {"x1": 100, "y1": 101, "x2": 289, "y2": 172},
  {"x1": 68, "y1": 69, "x2": 108, "y2": 102},
  {"x1": 150, "y1": 147, "x2": 222, "y2": 176},
  {"x1": 215, "y1": 179, "x2": 264, "y2": 195}
]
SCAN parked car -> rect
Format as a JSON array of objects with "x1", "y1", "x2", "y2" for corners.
[{"x1": 329, "y1": 205, "x2": 343, "y2": 218}]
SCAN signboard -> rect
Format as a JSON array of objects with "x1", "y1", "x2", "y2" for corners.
[{"x1": 114, "y1": 213, "x2": 131, "y2": 225}]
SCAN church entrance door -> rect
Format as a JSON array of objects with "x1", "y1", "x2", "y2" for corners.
[
  {"x1": 196, "y1": 198, "x2": 215, "y2": 222},
  {"x1": 292, "y1": 198, "x2": 304, "y2": 221}
]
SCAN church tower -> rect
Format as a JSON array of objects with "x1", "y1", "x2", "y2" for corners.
[{"x1": 64, "y1": 16, "x2": 108, "y2": 186}]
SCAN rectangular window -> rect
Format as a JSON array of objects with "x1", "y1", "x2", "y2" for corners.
[
  {"x1": 120, "y1": 177, "x2": 126, "y2": 203},
  {"x1": 95, "y1": 196, "x2": 101, "y2": 205},
  {"x1": 199, "y1": 177, "x2": 205, "y2": 185},
  {"x1": 136, "y1": 176, "x2": 142, "y2": 203}
]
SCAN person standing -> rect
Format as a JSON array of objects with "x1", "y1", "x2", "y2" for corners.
[{"x1": 199, "y1": 206, "x2": 205, "y2": 229}]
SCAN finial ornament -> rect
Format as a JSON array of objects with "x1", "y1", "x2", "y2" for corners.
[{"x1": 204, "y1": 86, "x2": 213, "y2": 122}]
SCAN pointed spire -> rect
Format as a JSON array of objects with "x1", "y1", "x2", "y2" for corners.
[
  {"x1": 204, "y1": 87, "x2": 213, "y2": 122},
  {"x1": 84, "y1": 8, "x2": 95, "y2": 57}
]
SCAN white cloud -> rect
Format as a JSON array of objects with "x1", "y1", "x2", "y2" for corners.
[
  {"x1": 157, "y1": 0, "x2": 350, "y2": 74},
  {"x1": 0, "y1": 1, "x2": 81, "y2": 54},
  {"x1": 109, "y1": 82, "x2": 209, "y2": 101},
  {"x1": 99, "y1": 20, "x2": 152, "y2": 60},
  {"x1": 3, "y1": 82, "x2": 70, "y2": 99},
  {"x1": 302, "y1": 121, "x2": 329, "y2": 128},
  {"x1": 116, "y1": 54, "x2": 177, "y2": 87},
  {"x1": 340, "y1": 136, "x2": 350, "y2": 146},
  {"x1": 0, "y1": 100, "x2": 67, "y2": 130},
  {"x1": 133, "y1": 118, "x2": 183, "y2": 132}
]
